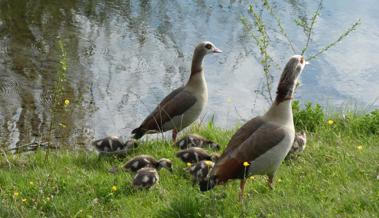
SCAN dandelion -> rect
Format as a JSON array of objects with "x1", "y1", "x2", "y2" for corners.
[
  {"x1": 186, "y1": 162, "x2": 192, "y2": 167},
  {"x1": 21, "y1": 198, "x2": 27, "y2": 203},
  {"x1": 327, "y1": 119, "x2": 334, "y2": 125},
  {"x1": 204, "y1": 160, "x2": 213, "y2": 166},
  {"x1": 249, "y1": 176, "x2": 255, "y2": 180},
  {"x1": 357, "y1": 145, "x2": 363, "y2": 150},
  {"x1": 29, "y1": 181, "x2": 34, "y2": 185},
  {"x1": 111, "y1": 185, "x2": 117, "y2": 192},
  {"x1": 243, "y1": 162, "x2": 250, "y2": 167},
  {"x1": 278, "y1": 178, "x2": 282, "y2": 182},
  {"x1": 13, "y1": 192, "x2": 19, "y2": 197},
  {"x1": 64, "y1": 99, "x2": 70, "y2": 106}
]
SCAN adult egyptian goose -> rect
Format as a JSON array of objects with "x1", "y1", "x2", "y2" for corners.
[
  {"x1": 123, "y1": 155, "x2": 172, "y2": 172},
  {"x1": 91, "y1": 136, "x2": 138, "y2": 155},
  {"x1": 174, "y1": 134, "x2": 221, "y2": 150},
  {"x1": 199, "y1": 55, "x2": 307, "y2": 200},
  {"x1": 131, "y1": 42, "x2": 222, "y2": 141},
  {"x1": 133, "y1": 167, "x2": 159, "y2": 189},
  {"x1": 176, "y1": 147, "x2": 219, "y2": 164}
]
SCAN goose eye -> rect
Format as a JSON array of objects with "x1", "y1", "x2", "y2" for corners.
[{"x1": 205, "y1": 44, "x2": 212, "y2": 49}]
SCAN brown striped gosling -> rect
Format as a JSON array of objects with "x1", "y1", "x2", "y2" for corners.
[
  {"x1": 133, "y1": 167, "x2": 159, "y2": 189},
  {"x1": 187, "y1": 160, "x2": 215, "y2": 185},
  {"x1": 91, "y1": 136, "x2": 138, "y2": 155},
  {"x1": 176, "y1": 147, "x2": 219, "y2": 164},
  {"x1": 123, "y1": 155, "x2": 172, "y2": 172},
  {"x1": 174, "y1": 134, "x2": 220, "y2": 150}
]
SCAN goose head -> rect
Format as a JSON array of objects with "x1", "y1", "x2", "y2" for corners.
[
  {"x1": 194, "y1": 41, "x2": 222, "y2": 56},
  {"x1": 275, "y1": 55, "x2": 307, "y2": 103}
]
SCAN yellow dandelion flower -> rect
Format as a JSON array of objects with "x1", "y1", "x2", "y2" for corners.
[
  {"x1": 243, "y1": 162, "x2": 250, "y2": 167},
  {"x1": 64, "y1": 99, "x2": 70, "y2": 105},
  {"x1": 278, "y1": 178, "x2": 282, "y2": 182},
  {"x1": 111, "y1": 185, "x2": 117, "y2": 192},
  {"x1": 13, "y1": 192, "x2": 19, "y2": 197},
  {"x1": 21, "y1": 198, "x2": 27, "y2": 203},
  {"x1": 327, "y1": 119, "x2": 334, "y2": 125},
  {"x1": 186, "y1": 162, "x2": 192, "y2": 167},
  {"x1": 204, "y1": 160, "x2": 213, "y2": 166},
  {"x1": 357, "y1": 145, "x2": 363, "y2": 150},
  {"x1": 249, "y1": 176, "x2": 255, "y2": 180},
  {"x1": 29, "y1": 181, "x2": 34, "y2": 185}
]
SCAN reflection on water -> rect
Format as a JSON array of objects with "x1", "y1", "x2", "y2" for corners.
[{"x1": 0, "y1": 0, "x2": 378, "y2": 148}]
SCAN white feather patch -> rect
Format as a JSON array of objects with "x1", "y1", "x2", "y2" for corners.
[
  {"x1": 142, "y1": 175, "x2": 149, "y2": 183},
  {"x1": 132, "y1": 161, "x2": 139, "y2": 168}
]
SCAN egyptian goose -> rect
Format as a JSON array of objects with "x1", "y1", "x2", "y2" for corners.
[
  {"x1": 288, "y1": 131, "x2": 307, "y2": 155},
  {"x1": 91, "y1": 136, "x2": 138, "y2": 155},
  {"x1": 131, "y1": 42, "x2": 222, "y2": 141},
  {"x1": 199, "y1": 55, "x2": 307, "y2": 200},
  {"x1": 133, "y1": 167, "x2": 159, "y2": 189},
  {"x1": 174, "y1": 134, "x2": 221, "y2": 150},
  {"x1": 123, "y1": 155, "x2": 172, "y2": 172},
  {"x1": 187, "y1": 160, "x2": 215, "y2": 185},
  {"x1": 176, "y1": 147, "x2": 219, "y2": 164}
]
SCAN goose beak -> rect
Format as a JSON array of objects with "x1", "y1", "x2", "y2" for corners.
[{"x1": 213, "y1": 47, "x2": 222, "y2": 53}]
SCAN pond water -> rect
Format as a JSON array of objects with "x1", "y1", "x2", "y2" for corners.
[{"x1": 0, "y1": 0, "x2": 378, "y2": 149}]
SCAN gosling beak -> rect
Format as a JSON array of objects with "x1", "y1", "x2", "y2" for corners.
[{"x1": 213, "y1": 47, "x2": 222, "y2": 53}]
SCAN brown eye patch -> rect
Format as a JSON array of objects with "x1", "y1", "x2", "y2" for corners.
[
  {"x1": 205, "y1": 44, "x2": 212, "y2": 49},
  {"x1": 300, "y1": 57, "x2": 304, "y2": 64}
]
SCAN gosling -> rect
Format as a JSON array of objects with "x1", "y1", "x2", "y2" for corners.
[
  {"x1": 174, "y1": 134, "x2": 220, "y2": 150},
  {"x1": 133, "y1": 167, "x2": 159, "y2": 189},
  {"x1": 176, "y1": 147, "x2": 219, "y2": 163},
  {"x1": 124, "y1": 155, "x2": 172, "y2": 172}
]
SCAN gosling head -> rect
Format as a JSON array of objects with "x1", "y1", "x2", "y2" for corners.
[{"x1": 158, "y1": 158, "x2": 173, "y2": 172}]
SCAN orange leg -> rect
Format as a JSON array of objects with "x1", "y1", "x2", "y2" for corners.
[
  {"x1": 267, "y1": 175, "x2": 274, "y2": 190},
  {"x1": 239, "y1": 179, "x2": 246, "y2": 202},
  {"x1": 172, "y1": 129, "x2": 178, "y2": 142}
]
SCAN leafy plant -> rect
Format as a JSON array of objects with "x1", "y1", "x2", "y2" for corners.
[
  {"x1": 342, "y1": 110, "x2": 379, "y2": 136},
  {"x1": 292, "y1": 100, "x2": 325, "y2": 132}
]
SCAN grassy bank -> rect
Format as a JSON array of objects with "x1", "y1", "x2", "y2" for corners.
[{"x1": 1, "y1": 107, "x2": 379, "y2": 217}]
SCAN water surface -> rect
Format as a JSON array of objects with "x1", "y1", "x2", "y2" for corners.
[{"x1": 0, "y1": 0, "x2": 378, "y2": 148}]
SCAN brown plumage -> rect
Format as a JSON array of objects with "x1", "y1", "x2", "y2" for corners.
[
  {"x1": 174, "y1": 134, "x2": 220, "y2": 150},
  {"x1": 123, "y1": 155, "x2": 172, "y2": 172},
  {"x1": 176, "y1": 147, "x2": 219, "y2": 163},
  {"x1": 200, "y1": 56, "x2": 307, "y2": 201},
  {"x1": 133, "y1": 167, "x2": 159, "y2": 189},
  {"x1": 208, "y1": 117, "x2": 286, "y2": 182},
  {"x1": 131, "y1": 41, "x2": 222, "y2": 141}
]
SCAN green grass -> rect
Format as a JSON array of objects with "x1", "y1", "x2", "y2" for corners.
[{"x1": 1, "y1": 116, "x2": 379, "y2": 217}]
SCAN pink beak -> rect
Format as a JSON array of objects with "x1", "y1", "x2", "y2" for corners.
[{"x1": 213, "y1": 47, "x2": 222, "y2": 53}]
